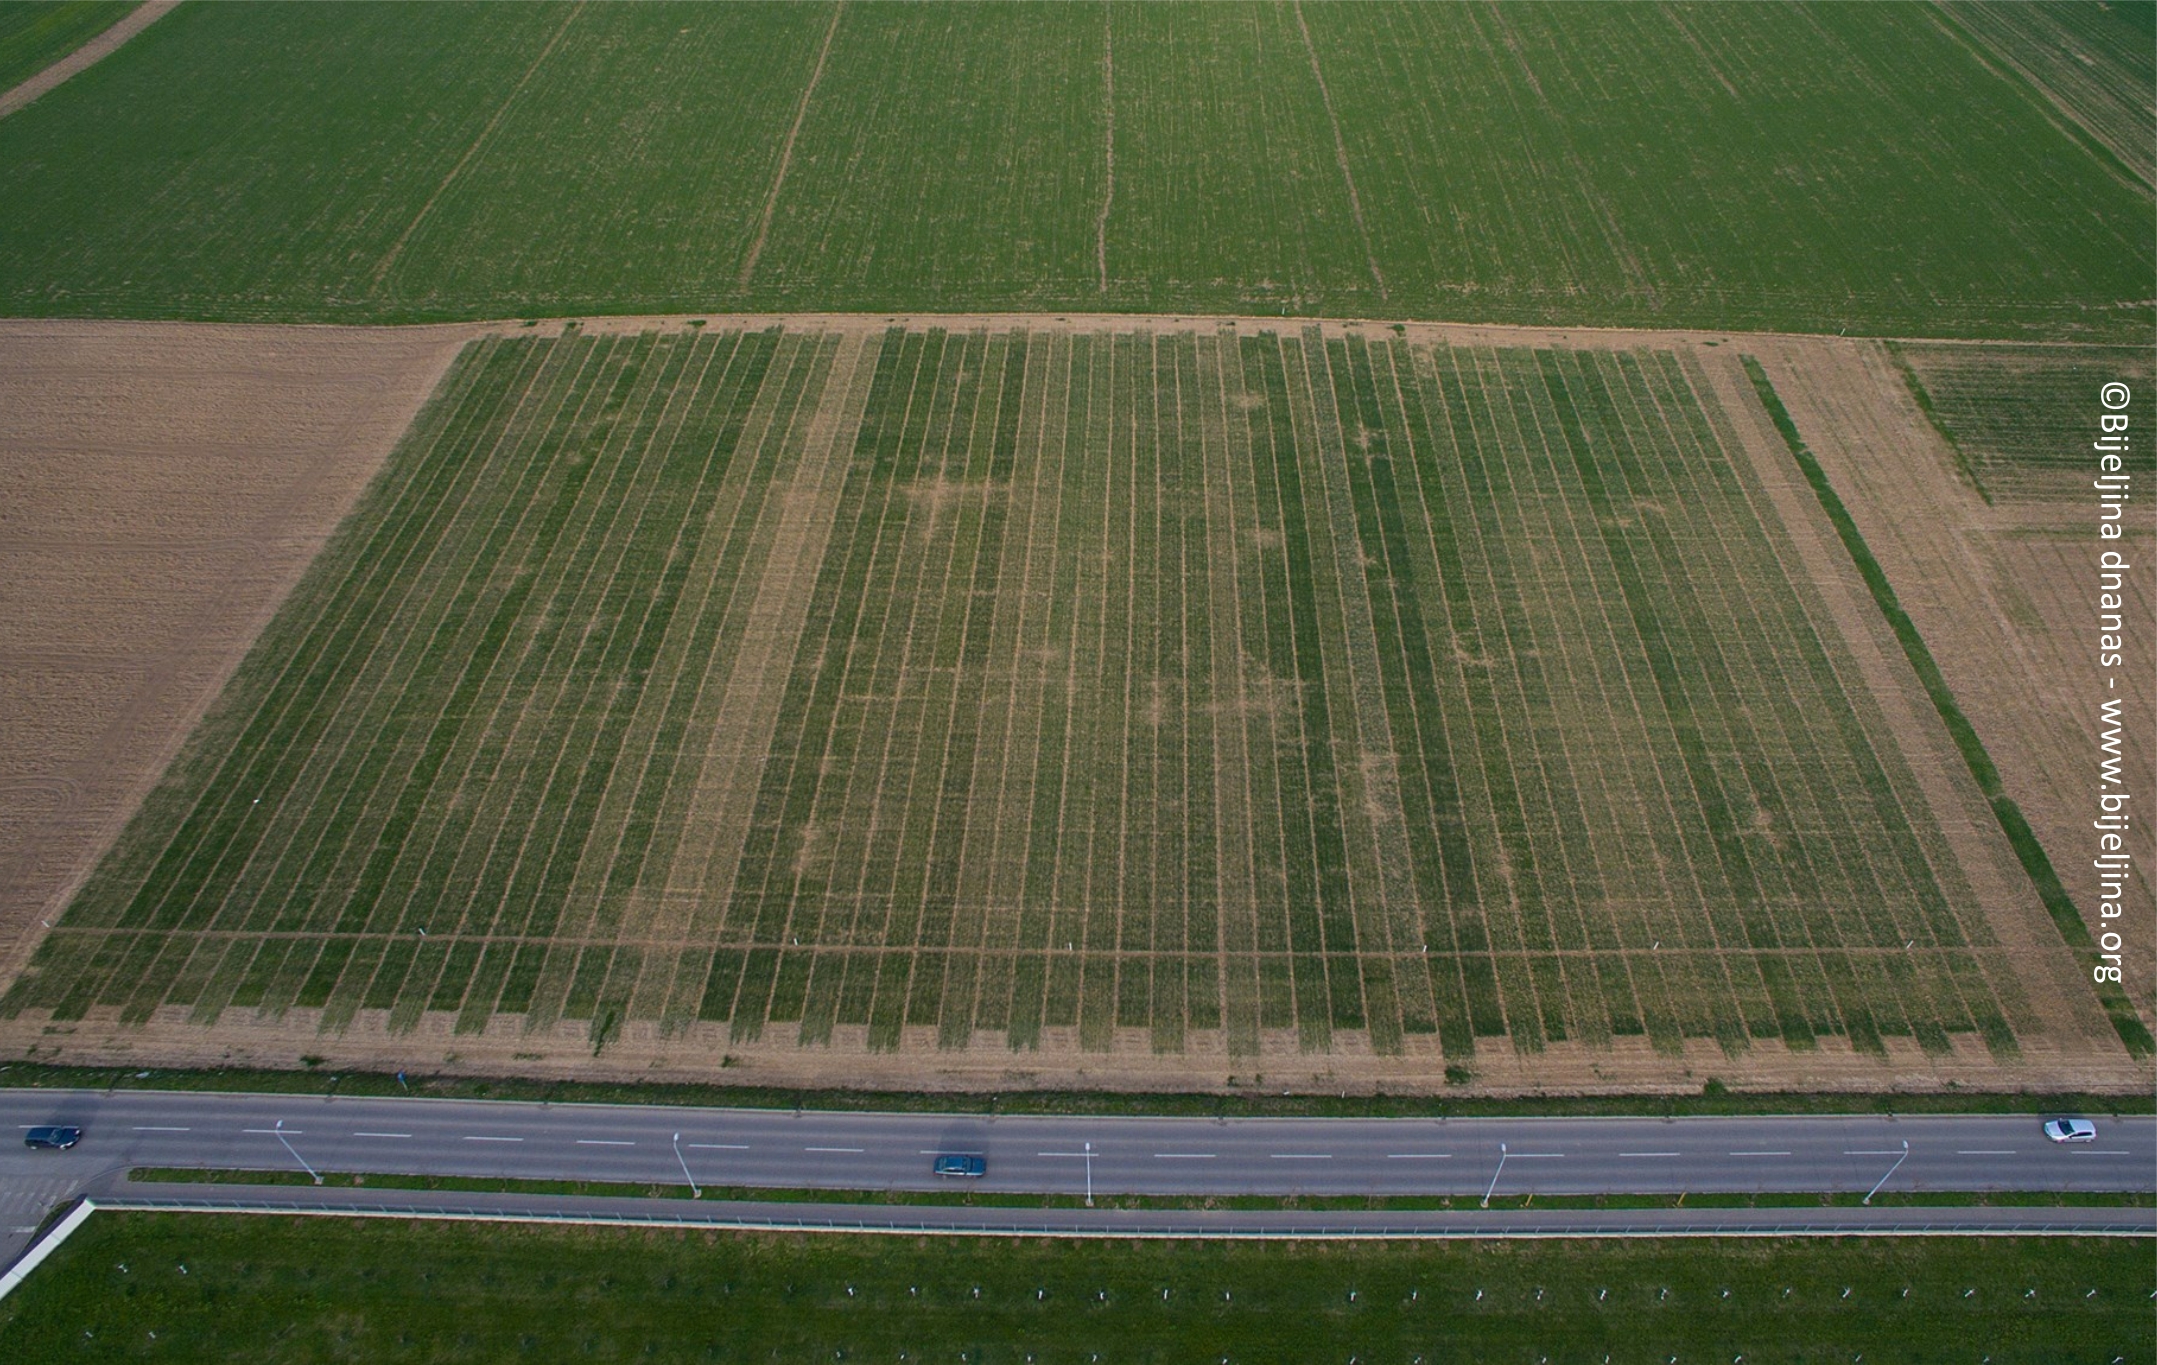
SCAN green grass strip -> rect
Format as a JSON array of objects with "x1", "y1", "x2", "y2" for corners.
[
  {"x1": 122, "y1": 1168, "x2": 2156, "y2": 1213},
  {"x1": 1741, "y1": 356, "x2": 2151, "y2": 1057},
  {"x1": 7, "y1": 1212, "x2": 2148, "y2": 1362},
  {"x1": 4, "y1": 1059, "x2": 2147, "y2": 1119}
]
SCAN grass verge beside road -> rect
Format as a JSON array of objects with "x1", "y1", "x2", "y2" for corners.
[
  {"x1": 3, "y1": 1059, "x2": 2149, "y2": 1119},
  {"x1": 1, "y1": 1212, "x2": 2147, "y2": 1361},
  {"x1": 123, "y1": 1169, "x2": 2157, "y2": 1213}
]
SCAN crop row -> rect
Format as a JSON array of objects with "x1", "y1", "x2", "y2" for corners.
[{"x1": 1890, "y1": 343, "x2": 2155, "y2": 502}]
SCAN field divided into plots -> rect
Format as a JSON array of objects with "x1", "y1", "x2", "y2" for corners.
[
  {"x1": 1888, "y1": 343, "x2": 2156, "y2": 503},
  {"x1": 1, "y1": 325, "x2": 2032, "y2": 1062},
  {"x1": 0, "y1": 2, "x2": 2144, "y2": 339}
]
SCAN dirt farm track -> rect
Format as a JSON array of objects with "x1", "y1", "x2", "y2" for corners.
[{"x1": 0, "y1": 315, "x2": 2145, "y2": 1098}]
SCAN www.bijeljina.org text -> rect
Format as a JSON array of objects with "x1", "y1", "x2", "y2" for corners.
[{"x1": 2091, "y1": 380, "x2": 2133, "y2": 986}]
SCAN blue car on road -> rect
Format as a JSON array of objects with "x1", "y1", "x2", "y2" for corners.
[{"x1": 23, "y1": 1125, "x2": 81, "y2": 1150}]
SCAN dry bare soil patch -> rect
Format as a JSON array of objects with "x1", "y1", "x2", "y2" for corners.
[
  {"x1": 0, "y1": 320, "x2": 464, "y2": 987},
  {"x1": 0, "y1": 317, "x2": 2140, "y2": 1098}
]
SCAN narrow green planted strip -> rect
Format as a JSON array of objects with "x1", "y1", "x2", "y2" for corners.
[
  {"x1": 1880, "y1": 340, "x2": 1991, "y2": 505},
  {"x1": 1742, "y1": 355, "x2": 2152, "y2": 1058}
]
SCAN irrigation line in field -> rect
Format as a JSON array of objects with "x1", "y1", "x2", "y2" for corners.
[
  {"x1": 1095, "y1": 4, "x2": 1115, "y2": 295},
  {"x1": 740, "y1": 0, "x2": 846, "y2": 289},
  {"x1": 1291, "y1": 0, "x2": 1386, "y2": 301},
  {"x1": 372, "y1": 0, "x2": 588, "y2": 287}
]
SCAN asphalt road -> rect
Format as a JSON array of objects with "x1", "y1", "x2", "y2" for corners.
[{"x1": 4, "y1": 1089, "x2": 2150, "y2": 1202}]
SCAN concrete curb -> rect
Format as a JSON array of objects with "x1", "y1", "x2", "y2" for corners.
[
  {"x1": 0, "y1": 1198, "x2": 95, "y2": 1301},
  {"x1": 95, "y1": 1185, "x2": 2157, "y2": 1241}
]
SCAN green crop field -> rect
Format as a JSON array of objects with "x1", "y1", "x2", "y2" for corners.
[
  {"x1": 1, "y1": 323, "x2": 2036, "y2": 1062},
  {"x1": 2, "y1": 1213, "x2": 2149, "y2": 1362},
  {"x1": 1941, "y1": 0, "x2": 2157, "y2": 189},
  {"x1": 0, "y1": 2, "x2": 2145, "y2": 337},
  {"x1": 1888, "y1": 342, "x2": 2157, "y2": 503},
  {"x1": 0, "y1": 0, "x2": 132, "y2": 94}
]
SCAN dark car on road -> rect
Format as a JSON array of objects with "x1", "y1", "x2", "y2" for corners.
[
  {"x1": 23, "y1": 1125, "x2": 81, "y2": 1150},
  {"x1": 932, "y1": 1153, "x2": 986, "y2": 1178}
]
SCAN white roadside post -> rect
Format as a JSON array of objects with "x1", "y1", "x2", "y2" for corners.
[
  {"x1": 275, "y1": 1118, "x2": 322, "y2": 1185},
  {"x1": 1863, "y1": 1140, "x2": 1911, "y2": 1206},
  {"x1": 1481, "y1": 1142, "x2": 1508, "y2": 1209},
  {"x1": 673, "y1": 1132, "x2": 702, "y2": 1199}
]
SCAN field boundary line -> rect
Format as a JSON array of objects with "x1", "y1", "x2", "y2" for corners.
[
  {"x1": 1290, "y1": 0, "x2": 1386, "y2": 302},
  {"x1": 1094, "y1": 4, "x2": 1114, "y2": 294},
  {"x1": 0, "y1": 0, "x2": 178, "y2": 121},
  {"x1": 371, "y1": 0, "x2": 585, "y2": 288},
  {"x1": 739, "y1": 0, "x2": 845, "y2": 289}
]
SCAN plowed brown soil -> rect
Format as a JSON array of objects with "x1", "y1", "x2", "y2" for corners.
[{"x1": 0, "y1": 321, "x2": 466, "y2": 986}]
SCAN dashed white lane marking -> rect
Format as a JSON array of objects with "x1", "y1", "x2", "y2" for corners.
[
  {"x1": 1269, "y1": 1153, "x2": 1332, "y2": 1160},
  {"x1": 1038, "y1": 1151, "x2": 1092, "y2": 1158},
  {"x1": 1506, "y1": 1153, "x2": 1565, "y2": 1159},
  {"x1": 463, "y1": 1136, "x2": 522, "y2": 1143},
  {"x1": 1384, "y1": 1153, "x2": 1451, "y2": 1160},
  {"x1": 1617, "y1": 1152, "x2": 1680, "y2": 1158},
  {"x1": 1154, "y1": 1153, "x2": 1216, "y2": 1160},
  {"x1": 805, "y1": 1146, "x2": 864, "y2": 1154},
  {"x1": 1730, "y1": 1151, "x2": 1790, "y2": 1157},
  {"x1": 353, "y1": 1132, "x2": 411, "y2": 1139},
  {"x1": 241, "y1": 1128, "x2": 294, "y2": 1135},
  {"x1": 132, "y1": 1126, "x2": 190, "y2": 1132},
  {"x1": 1844, "y1": 1150, "x2": 1905, "y2": 1156},
  {"x1": 1957, "y1": 1150, "x2": 2015, "y2": 1156},
  {"x1": 688, "y1": 1143, "x2": 749, "y2": 1151},
  {"x1": 576, "y1": 1139, "x2": 634, "y2": 1147},
  {"x1": 2075, "y1": 1150, "x2": 2136, "y2": 1156}
]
